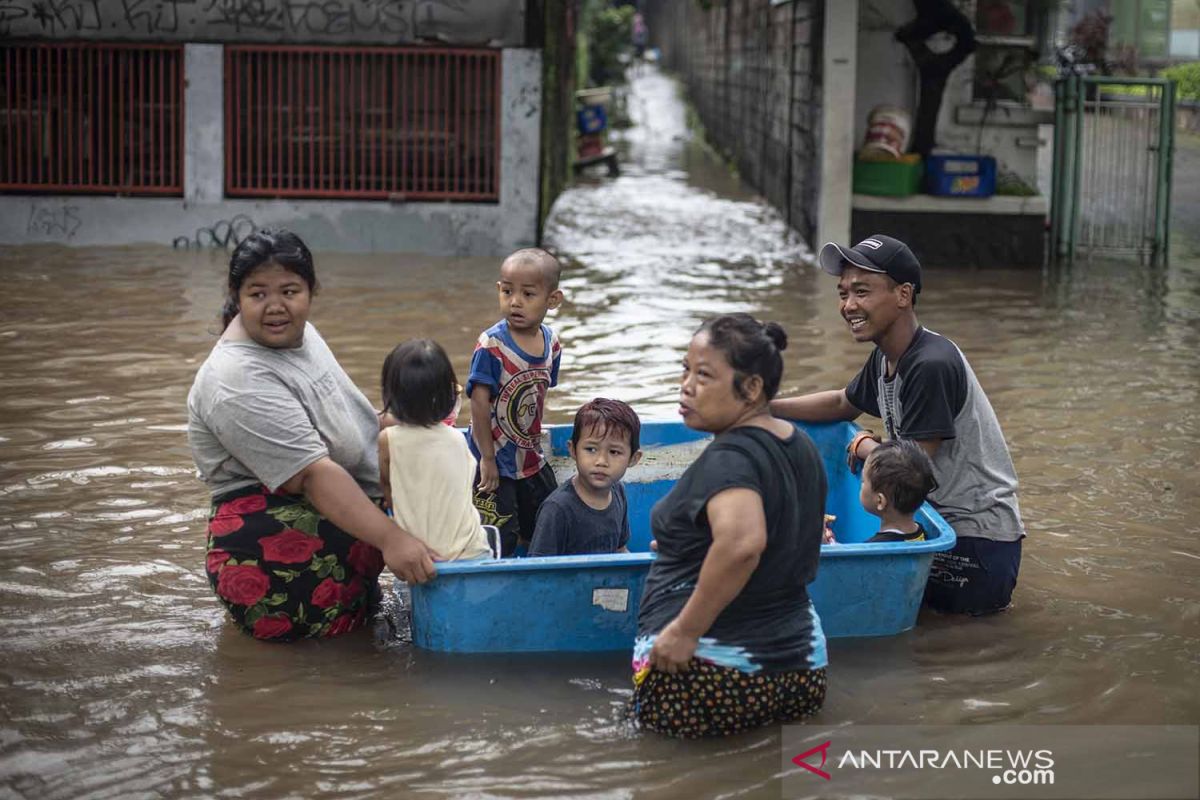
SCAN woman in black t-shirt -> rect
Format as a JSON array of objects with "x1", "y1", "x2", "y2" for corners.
[{"x1": 630, "y1": 314, "x2": 829, "y2": 738}]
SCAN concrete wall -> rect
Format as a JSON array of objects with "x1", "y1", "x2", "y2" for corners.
[
  {"x1": 852, "y1": 194, "x2": 1047, "y2": 268},
  {"x1": 0, "y1": 0, "x2": 525, "y2": 45},
  {"x1": 0, "y1": 46, "x2": 543, "y2": 256},
  {"x1": 643, "y1": 0, "x2": 823, "y2": 246}
]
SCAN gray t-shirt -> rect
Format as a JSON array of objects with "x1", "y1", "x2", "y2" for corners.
[
  {"x1": 846, "y1": 327, "x2": 1025, "y2": 542},
  {"x1": 187, "y1": 323, "x2": 381, "y2": 499},
  {"x1": 528, "y1": 479, "x2": 630, "y2": 556}
]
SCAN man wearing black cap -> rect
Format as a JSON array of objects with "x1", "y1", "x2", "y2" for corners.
[{"x1": 771, "y1": 234, "x2": 1025, "y2": 615}]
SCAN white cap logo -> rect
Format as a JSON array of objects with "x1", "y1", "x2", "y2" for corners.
[{"x1": 858, "y1": 238, "x2": 883, "y2": 250}]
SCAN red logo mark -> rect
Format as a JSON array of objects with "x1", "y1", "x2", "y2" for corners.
[{"x1": 792, "y1": 740, "x2": 832, "y2": 781}]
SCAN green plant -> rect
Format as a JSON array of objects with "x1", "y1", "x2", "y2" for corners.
[
  {"x1": 1096, "y1": 83, "x2": 1150, "y2": 97},
  {"x1": 973, "y1": 46, "x2": 1035, "y2": 153},
  {"x1": 1161, "y1": 61, "x2": 1200, "y2": 102},
  {"x1": 584, "y1": 4, "x2": 635, "y2": 87},
  {"x1": 995, "y1": 170, "x2": 1039, "y2": 196}
]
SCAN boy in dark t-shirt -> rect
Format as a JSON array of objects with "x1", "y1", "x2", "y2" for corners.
[
  {"x1": 862, "y1": 440, "x2": 936, "y2": 543},
  {"x1": 528, "y1": 399, "x2": 641, "y2": 557}
]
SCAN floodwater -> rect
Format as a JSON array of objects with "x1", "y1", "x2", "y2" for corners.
[{"x1": 1, "y1": 68, "x2": 1198, "y2": 799}]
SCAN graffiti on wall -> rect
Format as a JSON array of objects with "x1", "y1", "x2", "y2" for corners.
[
  {"x1": 1, "y1": 0, "x2": 101, "y2": 35},
  {"x1": 171, "y1": 213, "x2": 257, "y2": 249},
  {"x1": 26, "y1": 202, "x2": 83, "y2": 239},
  {"x1": 0, "y1": 0, "x2": 523, "y2": 43}
]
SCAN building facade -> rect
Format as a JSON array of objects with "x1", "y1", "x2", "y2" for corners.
[{"x1": 0, "y1": 0, "x2": 549, "y2": 255}]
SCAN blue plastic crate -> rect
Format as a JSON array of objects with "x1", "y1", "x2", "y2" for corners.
[
  {"x1": 925, "y1": 154, "x2": 996, "y2": 197},
  {"x1": 576, "y1": 105, "x2": 608, "y2": 135}
]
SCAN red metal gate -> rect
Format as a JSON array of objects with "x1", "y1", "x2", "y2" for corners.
[
  {"x1": 1, "y1": 43, "x2": 184, "y2": 195},
  {"x1": 224, "y1": 46, "x2": 501, "y2": 202}
]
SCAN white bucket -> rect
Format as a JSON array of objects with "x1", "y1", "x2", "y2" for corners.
[{"x1": 860, "y1": 105, "x2": 912, "y2": 160}]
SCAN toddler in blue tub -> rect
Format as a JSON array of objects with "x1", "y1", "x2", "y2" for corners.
[{"x1": 860, "y1": 439, "x2": 937, "y2": 543}]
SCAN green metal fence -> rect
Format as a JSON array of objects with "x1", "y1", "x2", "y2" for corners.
[{"x1": 1050, "y1": 75, "x2": 1175, "y2": 263}]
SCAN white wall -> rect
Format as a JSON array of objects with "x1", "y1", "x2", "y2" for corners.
[
  {"x1": 853, "y1": 0, "x2": 1043, "y2": 191},
  {"x1": 0, "y1": 46, "x2": 543, "y2": 256},
  {"x1": 855, "y1": 0, "x2": 916, "y2": 148}
]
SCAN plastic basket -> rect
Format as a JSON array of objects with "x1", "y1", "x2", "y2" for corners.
[
  {"x1": 924, "y1": 155, "x2": 996, "y2": 197},
  {"x1": 852, "y1": 155, "x2": 923, "y2": 197}
]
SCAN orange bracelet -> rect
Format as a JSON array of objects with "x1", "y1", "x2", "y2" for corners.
[{"x1": 847, "y1": 430, "x2": 880, "y2": 462}]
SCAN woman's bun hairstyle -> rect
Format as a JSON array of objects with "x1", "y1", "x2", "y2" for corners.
[
  {"x1": 763, "y1": 321, "x2": 788, "y2": 353},
  {"x1": 696, "y1": 313, "x2": 789, "y2": 402}
]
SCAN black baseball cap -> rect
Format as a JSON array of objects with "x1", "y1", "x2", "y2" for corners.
[{"x1": 818, "y1": 234, "x2": 921, "y2": 294}]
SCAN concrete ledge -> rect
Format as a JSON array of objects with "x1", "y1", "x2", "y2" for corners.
[{"x1": 853, "y1": 193, "x2": 1048, "y2": 216}]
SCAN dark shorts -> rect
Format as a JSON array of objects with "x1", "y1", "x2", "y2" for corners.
[
  {"x1": 630, "y1": 661, "x2": 827, "y2": 738},
  {"x1": 472, "y1": 462, "x2": 557, "y2": 557},
  {"x1": 924, "y1": 535, "x2": 1022, "y2": 615},
  {"x1": 204, "y1": 485, "x2": 384, "y2": 641}
]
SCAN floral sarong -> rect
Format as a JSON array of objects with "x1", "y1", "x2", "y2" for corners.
[{"x1": 204, "y1": 485, "x2": 384, "y2": 641}]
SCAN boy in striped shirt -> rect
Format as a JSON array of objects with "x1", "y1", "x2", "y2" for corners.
[{"x1": 467, "y1": 248, "x2": 564, "y2": 557}]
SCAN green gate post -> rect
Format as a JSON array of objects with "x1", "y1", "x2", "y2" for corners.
[
  {"x1": 1068, "y1": 75, "x2": 1085, "y2": 262},
  {"x1": 1051, "y1": 76, "x2": 1079, "y2": 262},
  {"x1": 1050, "y1": 79, "x2": 1065, "y2": 262},
  {"x1": 1154, "y1": 79, "x2": 1176, "y2": 265}
]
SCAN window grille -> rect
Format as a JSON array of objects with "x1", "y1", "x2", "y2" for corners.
[
  {"x1": 225, "y1": 46, "x2": 500, "y2": 201},
  {"x1": 1, "y1": 42, "x2": 183, "y2": 195}
]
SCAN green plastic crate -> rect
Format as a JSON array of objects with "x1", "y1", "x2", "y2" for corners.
[{"x1": 852, "y1": 156, "x2": 923, "y2": 197}]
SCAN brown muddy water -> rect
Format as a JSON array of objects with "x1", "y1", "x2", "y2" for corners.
[{"x1": 1, "y1": 70, "x2": 1198, "y2": 799}]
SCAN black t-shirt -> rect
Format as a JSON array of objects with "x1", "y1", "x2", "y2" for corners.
[
  {"x1": 637, "y1": 425, "x2": 827, "y2": 672},
  {"x1": 845, "y1": 326, "x2": 966, "y2": 441},
  {"x1": 528, "y1": 479, "x2": 630, "y2": 556},
  {"x1": 866, "y1": 522, "x2": 927, "y2": 543}
]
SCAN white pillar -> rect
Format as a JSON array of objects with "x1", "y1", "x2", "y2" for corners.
[
  {"x1": 498, "y1": 48, "x2": 543, "y2": 251},
  {"x1": 817, "y1": 0, "x2": 857, "y2": 247},
  {"x1": 184, "y1": 44, "x2": 224, "y2": 205}
]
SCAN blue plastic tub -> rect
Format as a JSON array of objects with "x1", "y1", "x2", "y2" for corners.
[
  {"x1": 924, "y1": 154, "x2": 996, "y2": 197},
  {"x1": 408, "y1": 420, "x2": 955, "y2": 652}
]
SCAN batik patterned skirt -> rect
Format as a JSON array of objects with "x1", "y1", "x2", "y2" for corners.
[
  {"x1": 631, "y1": 661, "x2": 827, "y2": 738},
  {"x1": 629, "y1": 635, "x2": 827, "y2": 738},
  {"x1": 204, "y1": 485, "x2": 384, "y2": 642}
]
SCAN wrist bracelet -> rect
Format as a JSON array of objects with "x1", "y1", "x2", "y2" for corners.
[{"x1": 848, "y1": 430, "x2": 879, "y2": 460}]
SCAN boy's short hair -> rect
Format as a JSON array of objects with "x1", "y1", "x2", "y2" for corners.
[
  {"x1": 571, "y1": 398, "x2": 641, "y2": 453},
  {"x1": 865, "y1": 439, "x2": 938, "y2": 514},
  {"x1": 504, "y1": 247, "x2": 562, "y2": 290}
]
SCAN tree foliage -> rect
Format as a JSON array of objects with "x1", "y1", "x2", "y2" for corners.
[
  {"x1": 584, "y1": 3, "x2": 635, "y2": 87},
  {"x1": 1162, "y1": 62, "x2": 1200, "y2": 102}
]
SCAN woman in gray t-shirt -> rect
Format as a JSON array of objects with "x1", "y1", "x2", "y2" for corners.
[{"x1": 187, "y1": 229, "x2": 437, "y2": 641}]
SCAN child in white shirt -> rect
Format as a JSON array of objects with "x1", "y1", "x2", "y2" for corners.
[{"x1": 378, "y1": 339, "x2": 494, "y2": 560}]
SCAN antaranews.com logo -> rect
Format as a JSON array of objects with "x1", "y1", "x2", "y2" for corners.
[
  {"x1": 792, "y1": 739, "x2": 1055, "y2": 786},
  {"x1": 781, "y1": 725, "x2": 1198, "y2": 800}
]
